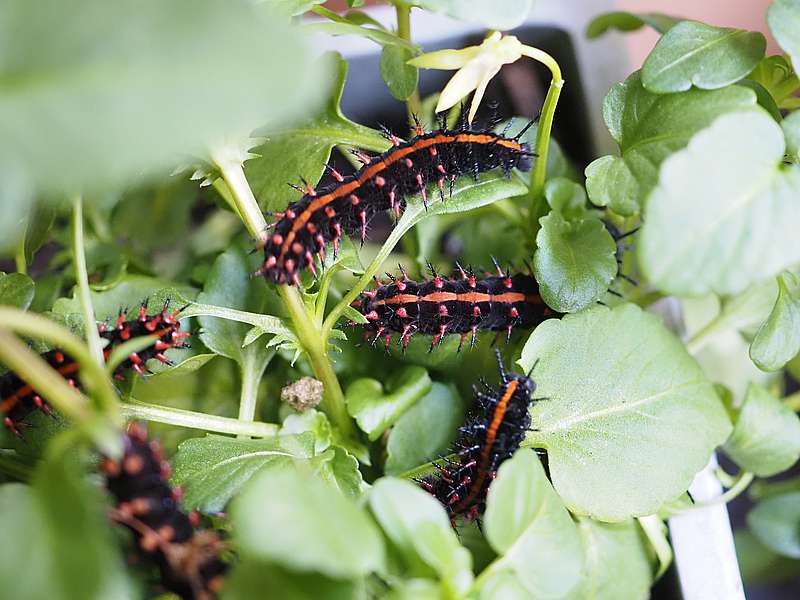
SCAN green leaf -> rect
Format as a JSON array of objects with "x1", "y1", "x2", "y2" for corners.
[
  {"x1": 543, "y1": 177, "x2": 587, "y2": 221},
  {"x1": 586, "y1": 11, "x2": 680, "y2": 38},
  {"x1": 642, "y1": 21, "x2": 765, "y2": 93},
  {"x1": 566, "y1": 519, "x2": 654, "y2": 600},
  {"x1": 232, "y1": 466, "x2": 385, "y2": 577},
  {"x1": 782, "y1": 110, "x2": 800, "y2": 160},
  {"x1": 640, "y1": 110, "x2": 800, "y2": 296},
  {"x1": 0, "y1": 452, "x2": 133, "y2": 600},
  {"x1": 0, "y1": 272, "x2": 34, "y2": 310},
  {"x1": 750, "y1": 271, "x2": 800, "y2": 371},
  {"x1": 272, "y1": 0, "x2": 326, "y2": 16},
  {"x1": 724, "y1": 383, "x2": 800, "y2": 477},
  {"x1": 534, "y1": 212, "x2": 617, "y2": 312},
  {"x1": 310, "y1": 446, "x2": 364, "y2": 500},
  {"x1": 224, "y1": 560, "x2": 358, "y2": 600},
  {"x1": 171, "y1": 432, "x2": 315, "y2": 514},
  {"x1": 381, "y1": 45, "x2": 419, "y2": 101},
  {"x1": 369, "y1": 478, "x2": 473, "y2": 597},
  {"x1": 23, "y1": 203, "x2": 56, "y2": 264},
  {"x1": 346, "y1": 366, "x2": 432, "y2": 441},
  {"x1": 737, "y1": 79, "x2": 783, "y2": 121},
  {"x1": 397, "y1": 0, "x2": 533, "y2": 30},
  {"x1": 304, "y1": 9, "x2": 415, "y2": 50},
  {"x1": 585, "y1": 72, "x2": 756, "y2": 215},
  {"x1": 482, "y1": 450, "x2": 583, "y2": 599},
  {"x1": 748, "y1": 491, "x2": 800, "y2": 558},
  {"x1": 0, "y1": 0, "x2": 322, "y2": 197},
  {"x1": 385, "y1": 383, "x2": 464, "y2": 476},
  {"x1": 769, "y1": 0, "x2": 800, "y2": 75},
  {"x1": 736, "y1": 528, "x2": 800, "y2": 585},
  {"x1": 245, "y1": 53, "x2": 388, "y2": 212},
  {"x1": 519, "y1": 303, "x2": 731, "y2": 521}
]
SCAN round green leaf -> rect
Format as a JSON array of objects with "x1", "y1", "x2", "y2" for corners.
[
  {"x1": 586, "y1": 11, "x2": 679, "y2": 38},
  {"x1": 398, "y1": 0, "x2": 533, "y2": 30},
  {"x1": 385, "y1": 382, "x2": 464, "y2": 476},
  {"x1": 587, "y1": 72, "x2": 756, "y2": 215},
  {"x1": 724, "y1": 383, "x2": 800, "y2": 477},
  {"x1": 171, "y1": 432, "x2": 315, "y2": 513},
  {"x1": 640, "y1": 110, "x2": 800, "y2": 296},
  {"x1": 750, "y1": 271, "x2": 800, "y2": 371},
  {"x1": 369, "y1": 478, "x2": 473, "y2": 597},
  {"x1": 232, "y1": 466, "x2": 385, "y2": 577},
  {"x1": 346, "y1": 367, "x2": 432, "y2": 441},
  {"x1": 0, "y1": 272, "x2": 34, "y2": 310},
  {"x1": 519, "y1": 304, "x2": 731, "y2": 521},
  {"x1": 769, "y1": 0, "x2": 800, "y2": 75},
  {"x1": 748, "y1": 491, "x2": 800, "y2": 558},
  {"x1": 380, "y1": 45, "x2": 419, "y2": 101},
  {"x1": 544, "y1": 177, "x2": 588, "y2": 221},
  {"x1": 566, "y1": 518, "x2": 654, "y2": 600},
  {"x1": 0, "y1": 0, "x2": 322, "y2": 196},
  {"x1": 642, "y1": 21, "x2": 765, "y2": 93},
  {"x1": 482, "y1": 450, "x2": 583, "y2": 599},
  {"x1": 533, "y1": 212, "x2": 617, "y2": 313}
]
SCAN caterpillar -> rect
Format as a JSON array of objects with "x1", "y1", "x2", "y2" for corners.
[
  {"x1": 256, "y1": 114, "x2": 535, "y2": 285},
  {"x1": 354, "y1": 262, "x2": 560, "y2": 351},
  {"x1": 418, "y1": 350, "x2": 536, "y2": 521},
  {"x1": 0, "y1": 300, "x2": 189, "y2": 436},
  {"x1": 101, "y1": 422, "x2": 226, "y2": 600}
]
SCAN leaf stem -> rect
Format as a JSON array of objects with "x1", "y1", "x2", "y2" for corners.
[
  {"x1": 212, "y1": 155, "x2": 267, "y2": 243},
  {"x1": 238, "y1": 351, "x2": 264, "y2": 423},
  {"x1": 521, "y1": 47, "x2": 564, "y2": 231},
  {"x1": 14, "y1": 239, "x2": 26, "y2": 275},
  {"x1": 395, "y1": 3, "x2": 422, "y2": 118},
  {"x1": 121, "y1": 399, "x2": 279, "y2": 437},
  {"x1": 637, "y1": 515, "x2": 673, "y2": 579},
  {"x1": 684, "y1": 471, "x2": 755, "y2": 510},
  {"x1": 72, "y1": 196, "x2": 105, "y2": 368}
]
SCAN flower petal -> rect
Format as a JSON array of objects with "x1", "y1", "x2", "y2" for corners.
[{"x1": 407, "y1": 47, "x2": 480, "y2": 70}]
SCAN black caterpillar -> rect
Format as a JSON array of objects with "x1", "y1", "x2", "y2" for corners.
[
  {"x1": 102, "y1": 423, "x2": 226, "y2": 600},
  {"x1": 0, "y1": 301, "x2": 188, "y2": 436},
  {"x1": 354, "y1": 262, "x2": 560, "y2": 351},
  {"x1": 418, "y1": 350, "x2": 536, "y2": 521},
  {"x1": 256, "y1": 114, "x2": 535, "y2": 285}
]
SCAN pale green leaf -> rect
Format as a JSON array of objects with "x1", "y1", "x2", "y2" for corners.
[{"x1": 748, "y1": 491, "x2": 800, "y2": 558}]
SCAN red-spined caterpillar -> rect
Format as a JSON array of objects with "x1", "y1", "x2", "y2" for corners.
[
  {"x1": 354, "y1": 261, "x2": 560, "y2": 351},
  {"x1": 102, "y1": 422, "x2": 226, "y2": 600},
  {"x1": 0, "y1": 301, "x2": 189, "y2": 436},
  {"x1": 256, "y1": 115, "x2": 535, "y2": 285},
  {"x1": 418, "y1": 350, "x2": 536, "y2": 521}
]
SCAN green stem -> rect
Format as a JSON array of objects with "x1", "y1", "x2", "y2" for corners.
[
  {"x1": 14, "y1": 239, "x2": 26, "y2": 275},
  {"x1": 72, "y1": 196, "x2": 105, "y2": 368},
  {"x1": 121, "y1": 400, "x2": 279, "y2": 437},
  {"x1": 684, "y1": 471, "x2": 755, "y2": 510},
  {"x1": 0, "y1": 308, "x2": 119, "y2": 423},
  {"x1": 396, "y1": 3, "x2": 422, "y2": 118},
  {"x1": 212, "y1": 155, "x2": 267, "y2": 242},
  {"x1": 0, "y1": 329, "x2": 91, "y2": 423},
  {"x1": 520, "y1": 47, "x2": 564, "y2": 231},
  {"x1": 279, "y1": 286, "x2": 355, "y2": 437},
  {"x1": 238, "y1": 352, "x2": 263, "y2": 423},
  {"x1": 637, "y1": 515, "x2": 673, "y2": 579}
]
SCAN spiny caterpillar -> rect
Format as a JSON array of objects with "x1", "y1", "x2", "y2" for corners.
[
  {"x1": 102, "y1": 423, "x2": 226, "y2": 600},
  {"x1": 354, "y1": 261, "x2": 560, "y2": 351},
  {"x1": 0, "y1": 300, "x2": 189, "y2": 436},
  {"x1": 256, "y1": 114, "x2": 535, "y2": 285},
  {"x1": 418, "y1": 350, "x2": 536, "y2": 521}
]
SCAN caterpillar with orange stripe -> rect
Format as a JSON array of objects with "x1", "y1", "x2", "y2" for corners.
[
  {"x1": 102, "y1": 422, "x2": 226, "y2": 599},
  {"x1": 0, "y1": 300, "x2": 189, "y2": 436},
  {"x1": 418, "y1": 350, "x2": 536, "y2": 521},
  {"x1": 354, "y1": 262, "x2": 560, "y2": 351},
  {"x1": 256, "y1": 114, "x2": 535, "y2": 285}
]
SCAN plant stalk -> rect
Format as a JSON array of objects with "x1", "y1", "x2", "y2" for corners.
[
  {"x1": 396, "y1": 3, "x2": 422, "y2": 118},
  {"x1": 121, "y1": 400, "x2": 279, "y2": 437},
  {"x1": 72, "y1": 197, "x2": 105, "y2": 369},
  {"x1": 238, "y1": 351, "x2": 263, "y2": 423}
]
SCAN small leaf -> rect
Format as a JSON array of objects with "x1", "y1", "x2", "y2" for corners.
[
  {"x1": 482, "y1": 450, "x2": 583, "y2": 599},
  {"x1": 640, "y1": 110, "x2": 800, "y2": 296},
  {"x1": 381, "y1": 45, "x2": 419, "y2": 101},
  {"x1": 369, "y1": 478, "x2": 473, "y2": 597},
  {"x1": 385, "y1": 383, "x2": 464, "y2": 476},
  {"x1": 246, "y1": 53, "x2": 388, "y2": 212},
  {"x1": 642, "y1": 21, "x2": 765, "y2": 93},
  {"x1": 586, "y1": 11, "x2": 680, "y2": 38},
  {"x1": 748, "y1": 491, "x2": 800, "y2": 558},
  {"x1": 534, "y1": 212, "x2": 617, "y2": 313},
  {"x1": 769, "y1": 0, "x2": 800, "y2": 74},
  {"x1": 397, "y1": 0, "x2": 533, "y2": 30},
  {"x1": 171, "y1": 433, "x2": 315, "y2": 513},
  {"x1": 543, "y1": 177, "x2": 587, "y2": 221},
  {"x1": 232, "y1": 466, "x2": 385, "y2": 577},
  {"x1": 310, "y1": 446, "x2": 364, "y2": 499},
  {"x1": 519, "y1": 304, "x2": 731, "y2": 521},
  {"x1": 0, "y1": 272, "x2": 35, "y2": 310},
  {"x1": 750, "y1": 271, "x2": 800, "y2": 371},
  {"x1": 224, "y1": 560, "x2": 358, "y2": 600},
  {"x1": 724, "y1": 383, "x2": 800, "y2": 477},
  {"x1": 586, "y1": 72, "x2": 756, "y2": 215},
  {"x1": 23, "y1": 203, "x2": 56, "y2": 264},
  {"x1": 345, "y1": 366, "x2": 432, "y2": 441}
]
